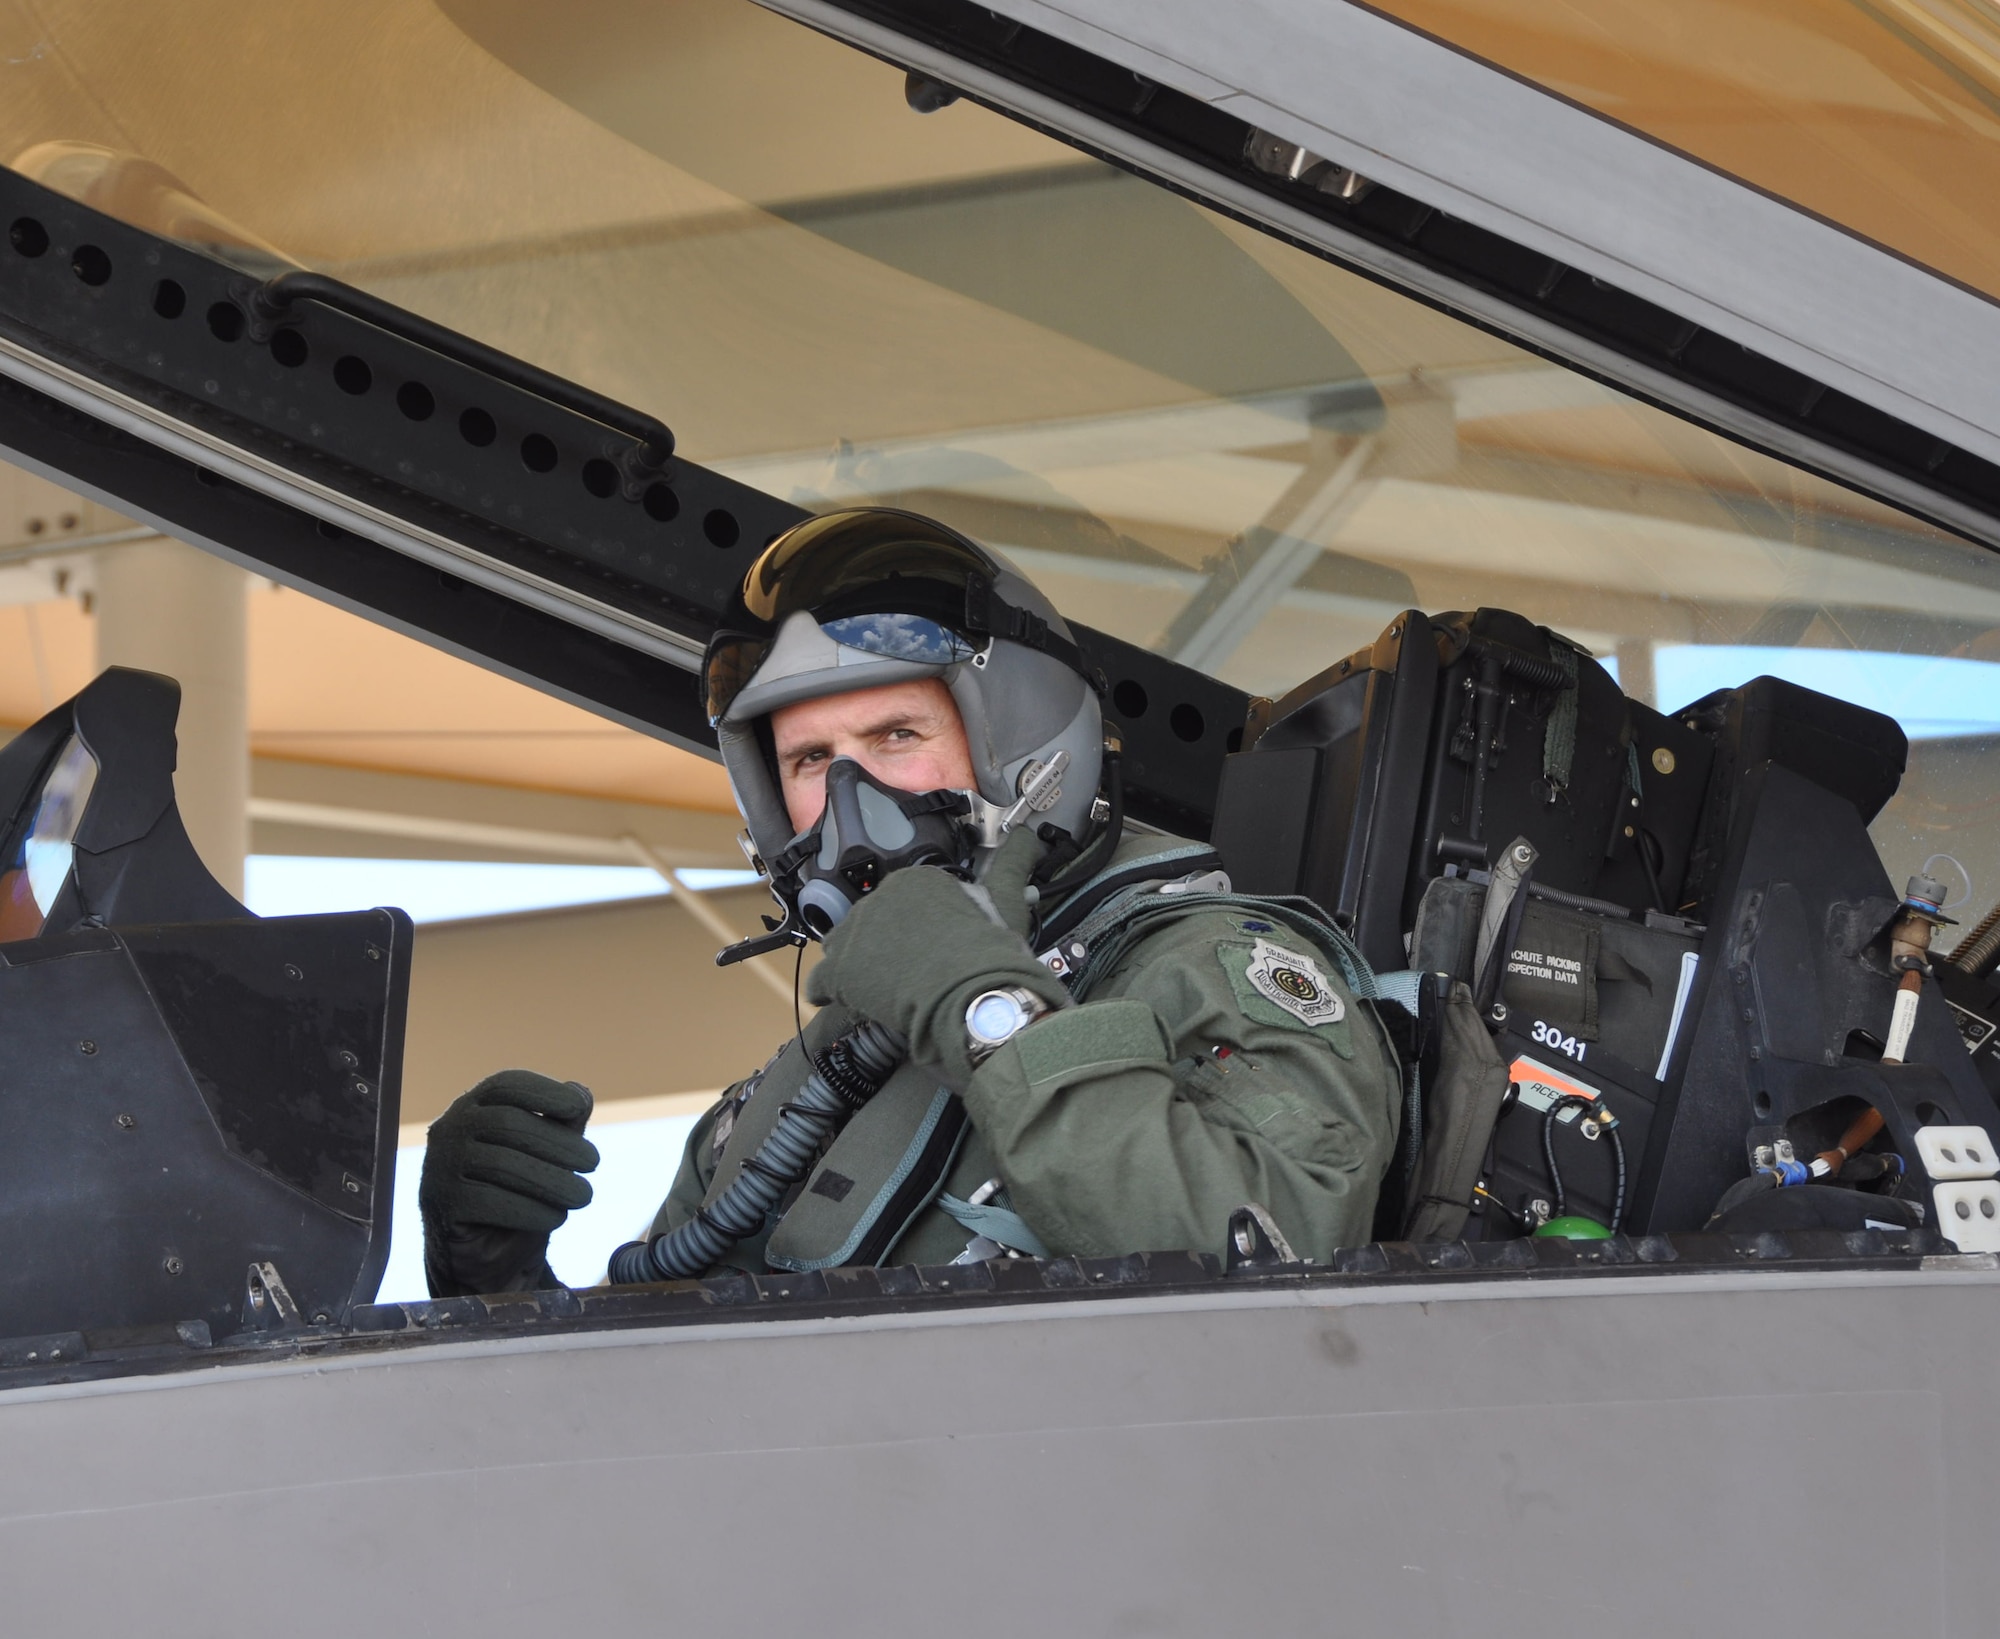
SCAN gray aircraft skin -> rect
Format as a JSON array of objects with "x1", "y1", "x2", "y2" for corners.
[
  {"x1": 5, "y1": 1259, "x2": 2000, "y2": 1636},
  {"x1": 0, "y1": 4, "x2": 1998, "y2": 1634}
]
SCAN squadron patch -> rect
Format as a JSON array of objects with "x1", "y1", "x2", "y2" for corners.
[{"x1": 1243, "y1": 939, "x2": 1344, "y2": 1027}]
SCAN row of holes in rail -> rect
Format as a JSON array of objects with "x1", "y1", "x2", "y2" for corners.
[
  {"x1": 1108, "y1": 678, "x2": 1238, "y2": 748},
  {"x1": 4, "y1": 214, "x2": 751, "y2": 549},
  {"x1": 8, "y1": 213, "x2": 1235, "y2": 751}
]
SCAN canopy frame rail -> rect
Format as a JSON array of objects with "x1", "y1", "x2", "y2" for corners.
[{"x1": 781, "y1": 0, "x2": 2000, "y2": 560}]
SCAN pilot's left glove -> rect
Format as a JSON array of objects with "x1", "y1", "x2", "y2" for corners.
[
  {"x1": 806, "y1": 826, "x2": 1070, "y2": 1084},
  {"x1": 419, "y1": 1071, "x2": 599, "y2": 1298}
]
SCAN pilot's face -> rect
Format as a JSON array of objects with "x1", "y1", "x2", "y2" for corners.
[{"x1": 770, "y1": 678, "x2": 976, "y2": 833}]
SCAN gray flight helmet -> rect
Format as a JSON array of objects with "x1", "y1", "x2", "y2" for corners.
[{"x1": 703, "y1": 508, "x2": 1104, "y2": 879}]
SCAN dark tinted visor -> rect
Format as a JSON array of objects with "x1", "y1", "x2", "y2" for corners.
[
  {"x1": 704, "y1": 510, "x2": 999, "y2": 723},
  {"x1": 743, "y1": 508, "x2": 998, "y2": 625}
]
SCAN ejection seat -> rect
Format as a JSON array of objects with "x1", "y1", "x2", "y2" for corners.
[{"x1": 1214, "y1": 608, "x2": 1999, "y2": 1244}]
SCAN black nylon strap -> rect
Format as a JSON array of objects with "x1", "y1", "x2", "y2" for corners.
[
  {"x1": 768, "y1": 788, "x2": 970, "y2": 879},
  {"x1": 963, "y1": 579, "x2": 1104, "y2": 694}
]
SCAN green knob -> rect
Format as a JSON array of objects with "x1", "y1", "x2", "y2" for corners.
[{"x1": 1533, "y1": 1215, "x2": 1613, "y2": 1240}]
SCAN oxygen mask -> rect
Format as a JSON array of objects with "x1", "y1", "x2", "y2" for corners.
[{"x1": 771, "y1": 757, "x2": 974, "y2": 938}]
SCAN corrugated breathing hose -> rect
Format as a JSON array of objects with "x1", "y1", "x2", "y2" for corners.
[
  {"x1": 1949, "y1": 899, "x2": 2000, "y2": 977},
  {"x1": 606, "y1": 1019, "x2": 907, "y2": 1283}
]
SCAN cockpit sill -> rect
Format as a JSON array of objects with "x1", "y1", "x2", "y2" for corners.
[{"x1": 0, "y1": 1227, "x2": 1983, "y2": 1397}]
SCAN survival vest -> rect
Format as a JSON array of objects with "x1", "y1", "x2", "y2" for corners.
[
  {"x1": 687, "y1": 835, "x2": 1372, "y2": 1271},
  {"x1": 684, "y1": 832, "x2": 1507, "y2": 1268}
]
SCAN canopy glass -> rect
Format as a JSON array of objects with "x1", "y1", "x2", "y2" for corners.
[{"x1": 0, "y1": 0, "x2": 1997, "y2": 906}]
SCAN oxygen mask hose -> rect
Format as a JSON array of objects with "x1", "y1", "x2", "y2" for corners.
[{"x1": 607, "y1": 1019, "x2": 908, "y2": 1283}]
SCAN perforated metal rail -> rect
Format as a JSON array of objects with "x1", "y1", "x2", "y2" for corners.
[{"x1": 0, "y1": 166, "x2": 1247, "y2": 833}]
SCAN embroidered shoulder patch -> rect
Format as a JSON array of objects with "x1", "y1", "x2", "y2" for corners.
[
  {"x1": 1217, "y1": 939, "x2": 1355, "y2": 1056},
  {"x1": 1243, "y1": 938, "x2": 1344, "y2": 1026}
]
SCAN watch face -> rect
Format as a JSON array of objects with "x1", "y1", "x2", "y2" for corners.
[{"x1": 968, "y1": 991, "x2": 1025, "y2": 1044}]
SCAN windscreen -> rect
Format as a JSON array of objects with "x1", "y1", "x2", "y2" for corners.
[
  {"x1": 0, "y1": 735, "x2": 96, "y2": 941},
  {"x1": 0, "y1": 0, "x2": 1996, "y2": 913}
]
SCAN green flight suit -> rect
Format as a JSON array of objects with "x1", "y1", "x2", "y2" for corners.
[{"x1": 646, "y1": 835, "x2": 1402, "y2": 1269}]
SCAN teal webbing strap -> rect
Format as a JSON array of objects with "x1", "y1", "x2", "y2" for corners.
[
  {"x1": 1360, "y1": 968, "x2": 1427, "y2": 1202},
  {"x1": 1369, "y1": 968, "x2": 1426, "y2": 1016},
  {"x1": 1060, "y1": 842, "x2": 1219, "y2": 904},
  {"x1": 936, "y1": 1192, "x2": 1050, "y2": 1257}
]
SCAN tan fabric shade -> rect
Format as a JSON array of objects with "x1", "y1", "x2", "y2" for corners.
[{"x1": 0, "y1": 567, "x2": 732, "y2": 810}]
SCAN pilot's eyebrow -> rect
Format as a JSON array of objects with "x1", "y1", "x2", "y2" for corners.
[
  {"x1": 850, "y1": 709, "x2": 930, "y2": 741},
  {"x1": 777, "y1": 710, "x2": 933, "y2": 764}
]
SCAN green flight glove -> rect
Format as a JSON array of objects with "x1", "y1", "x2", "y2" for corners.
[
  {"x1": 805, "y1": 826, "x2": 1069, "y2": 1084},
  {"x1": 972, "y1": 820, "x2": 1049, "y2": 940},
  {"x1": 419, "y1": 1070, "x2": 599, "y2": 1298}
]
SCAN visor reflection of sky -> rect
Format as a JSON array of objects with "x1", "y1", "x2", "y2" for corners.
[
  {"x1": 1647, "y1": 647, "x2": 2000, "y2": 740},
  {"x1": 822, "y1": 613, "x2": 973, "y2": 664}
]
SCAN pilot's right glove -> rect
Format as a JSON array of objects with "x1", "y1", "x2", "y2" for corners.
[
  {"x1": 805, "y1": 828, "x2": 1069, "y2": 1085},
  {"x1": 419, "y1": 1070, "x2": 599, "y2": 1298}
]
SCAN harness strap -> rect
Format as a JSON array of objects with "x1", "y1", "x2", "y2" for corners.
[
  {"x1": 1066, "y1": 885, "x2": 1383, "y2": 1005},
  {"x1": 1036, "y1": 842, "x2": 1222, "y2": 949},
  {"x1": 1370, "y1": 968, "x2": 1427, "y2": 1015},
  {"x1": 936, "y1": 1192, "x2": 1050, "y2": 1257},
  {"x1": 962, "y1": 578, "x2": 1105, "y2": 694}
]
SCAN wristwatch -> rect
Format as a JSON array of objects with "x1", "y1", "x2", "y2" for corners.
[{"x1": 965, "y1": 986, "x2": 1051, "y2": 1062}]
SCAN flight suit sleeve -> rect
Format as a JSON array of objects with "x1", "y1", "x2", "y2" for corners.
[{"x1": 956, "y1": 910, "x2": 1402, "y2": 1262}]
